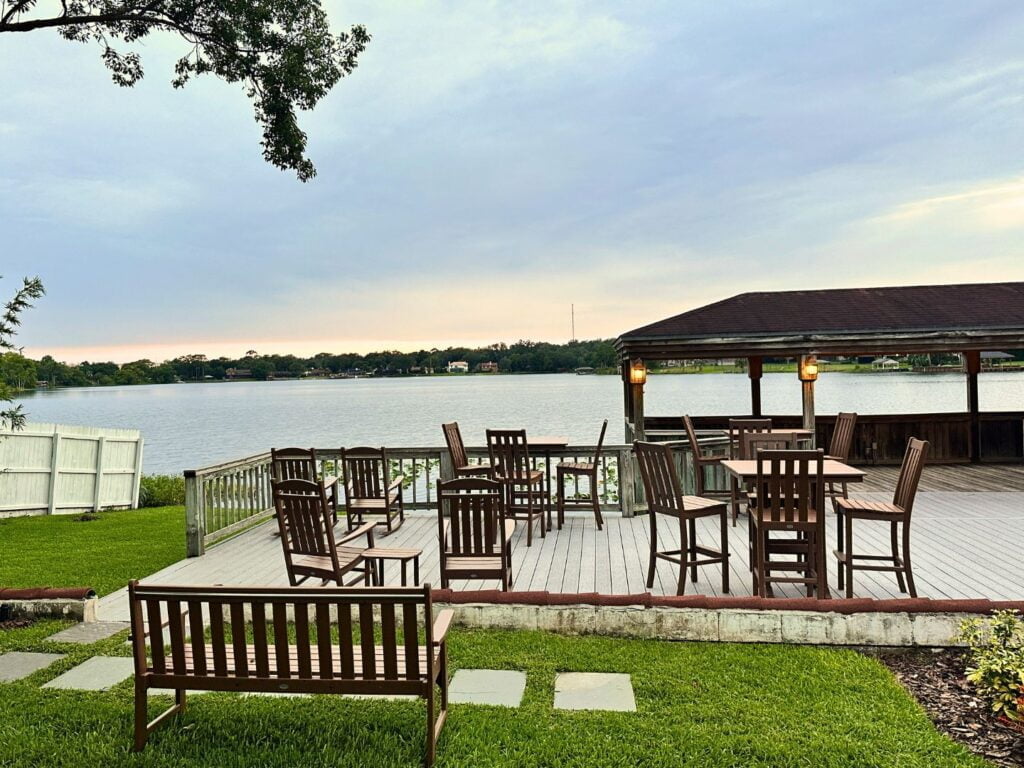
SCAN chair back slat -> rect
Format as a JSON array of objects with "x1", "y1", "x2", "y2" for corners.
[
  {"x1": 343, "y1": 447, "x2": 388, "y2": 500},
  {"x1": 271, "y1": 447, "x2": 320, "y2": 483},
  {"x1": 437, "y1": 477, "x2": 505, "y2": 557},
  {"x1": 486, "y1": 429, "x2": 532, "y2": 483},
  {"x1": 130, "y1": 584, "x2": 433, "y2": 686},
  {"x1": 633, "y1": 441, "x2": 685, "y2": 516},
  {"x1": 730, "y1": 419, "x2": 774, "y2": 459},
  {"x1": 893, "y1": 437, "x2": 929, "y2": 515},
  {"x1": 442, "y1": 422, "x2": 470, "y2": 469},
  {"x1": 591, "y1": 419, "x2": 609, "y2": 465},
  {"x1": 744, "y1": 433, "x2": 796, "y2": 456},
  {"x1": 755, "y1": 449, "x2": 823, "y2": 524},
  {"x1": 828, "y1": 413, "x2": 858, "y2": 461},
  {"x1": 682, "y1": 415, "x2": 702, "y2": 457}
]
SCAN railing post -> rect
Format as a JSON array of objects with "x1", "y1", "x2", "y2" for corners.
[
  {"x1": 184, "y1": 470, "x2": 205, "y2": 557},
  {"x1": 439, "y1": 448, "x2": 454, "y2": 482},
  {"x1": 619, "y1": 448, "x2": 636, "y2": 518},
  {"x1": 131, "y1": 437, "x2": 144, "y2": 509},
  {"x1": 92, "y1": 436, "x2": 106, "y2": 512}
]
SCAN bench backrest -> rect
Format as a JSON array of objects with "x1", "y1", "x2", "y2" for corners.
[{"x1": 129, "y1": 582, "x2": 434, "y2": 683}]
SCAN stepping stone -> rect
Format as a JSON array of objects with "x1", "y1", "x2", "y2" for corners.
[
  {"x1": 47, "y1": 621, "x2": 130, "y2": 645},
  {"x1": 0, "y1": 652, "x2": 66, "y2": 683},
  {"x1": 449, "y1": 669, "x2": 526, "y2": 707},
  {"x1": 554, "y1": 673, "x2": 636, "y2": 712},
  {"x1": 42, "y1": 656, "x2": 134, "y2": 691}
]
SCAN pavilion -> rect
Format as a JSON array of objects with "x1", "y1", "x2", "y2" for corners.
[{"x1": 615, "y1": 282, "x2": 1024, "y2": 463}]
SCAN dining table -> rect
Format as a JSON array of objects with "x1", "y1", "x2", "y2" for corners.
[
  {"x1": 527, "y1": 435, "x2": 569, "y2": 531},
  {"x1": 720, "y1": 458, "x2": 866, "y2": 598}
]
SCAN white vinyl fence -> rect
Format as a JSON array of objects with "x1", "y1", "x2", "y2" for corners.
[{"x1": 0, "y1": 422, "x2": 143, "y2": 518}]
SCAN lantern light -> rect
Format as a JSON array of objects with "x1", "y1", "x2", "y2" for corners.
[
  {"x1": 798, "y1": 355, "x2": 819, "y2": 382},
  {"x1": 629, "y1": 359, "x2": 647, "y2": 385}
]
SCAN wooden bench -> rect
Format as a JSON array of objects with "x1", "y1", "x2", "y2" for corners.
[{"x1": 129, "y1": 581, "x2": 453, "y2": 766}]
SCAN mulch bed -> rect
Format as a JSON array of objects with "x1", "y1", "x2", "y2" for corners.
[
  {"x1": 0, "y1": 619, "x2": 34, "y2": 631},
  {"x1": 875, "y1": 649, "x2": 1024, "y2": 767}
]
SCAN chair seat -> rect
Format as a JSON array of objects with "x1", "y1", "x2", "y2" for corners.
[
  {"x1": 557, "y1": 461, "x2": 595, "y2": 472},
  {"x1": 348, "y1": 490, "x2": 399, "y2": 509},
  {"x1": 496, "y1": 470, "x2": 544, "y2": 484},
  {"x1": 455, "y1": 463, "x2": 492, "y2": 475},
  {"x1": 682, "y1": 495, "x2": 727, "y2": 511},
  {"x1": 293, "y1": 546, "x2": 366, "y2": 573},
  {"x1": 750, "y1": 507, "x2": 819, "y2": 525},
  {"x1": 835, "y1": 498, "x2": 904, "y2": 518},
  {"x1": 444, "y1": 556, "x2": 506, "y2": 572}
]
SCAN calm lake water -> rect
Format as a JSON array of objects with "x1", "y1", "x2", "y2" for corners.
[{"x1": 15, "y1": 372, "x2": 1024, "y2": 474}]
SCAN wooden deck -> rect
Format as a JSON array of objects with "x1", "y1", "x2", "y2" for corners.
[{"x1": 98, "y1": 465, "x2": 1024, "y2": 621}]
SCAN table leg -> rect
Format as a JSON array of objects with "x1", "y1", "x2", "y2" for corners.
[
  {"x1": 817, "y1": 519, "x2": 830, "y2": 598},
  {"x1": 413, "y1": 556, "x2": 420, "y2": 586},
  {"x1": 401, "y1": 560, "x2": 407, "y2": 587}
]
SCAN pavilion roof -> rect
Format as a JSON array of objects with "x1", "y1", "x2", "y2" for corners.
[{"x1": 616, "y1": 281, "x2": 1024, "y2": 359}]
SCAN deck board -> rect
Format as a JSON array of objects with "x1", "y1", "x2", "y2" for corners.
[{"x1": 97, "y1": 465, "x2": 1024, "y2": 621}]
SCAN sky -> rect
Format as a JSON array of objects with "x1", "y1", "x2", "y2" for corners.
[{"x1": 3, "y1": 1, "x2": 1024, "y2": 363}]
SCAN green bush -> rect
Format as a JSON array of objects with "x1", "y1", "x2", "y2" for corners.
[
  {"x1": 138, "y1": 474, "x2": 185, "y2": 507},
  {"x1": 957, "y1": 610, "x2": 1024, "y2": 721}
]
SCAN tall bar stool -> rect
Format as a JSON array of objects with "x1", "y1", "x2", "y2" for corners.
[{"x1": 556, "y1": 419, "x2": 607, "y2": 530}]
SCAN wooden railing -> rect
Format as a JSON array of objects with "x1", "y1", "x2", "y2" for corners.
[{"x1": 183, "y1": 436, "x2": 733, "y2": 557}]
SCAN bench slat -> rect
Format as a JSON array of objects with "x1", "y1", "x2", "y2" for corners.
[
  {"x1": 403, "y1": 603, "x2": 419, "y2": 680},
  {"x1": 231, "y1": 602, "x2": 248, "y2": 678},
  {"x1": 316, "y1": 603, "x2": 333, "y2": 680},
  {"x1": 209, "y1": 602, "x2": 227, "y2": 676},
  {"x1": 252, "y1": 603, "x2": 269, "y2": 677},
  {"x1": 381, "y1": 604, "x2": 397, "y2": 679},
  {"x1": 273, "y1": 603, "x2": 290, "y2": 678},
  {"x1": 167, "y1": 600, "x2": 186, "y2": 675},
  {"x1": 337, "y1": 602, "x2": 354, "y2": 679},
  {"x1": 295, "y1": 603, "x2": 312, "y2": 678},
  {"x1": 147, "y1": 600, "x2": 165, "y2": 674},
  {"x1": 188, "y1": 600, "x2": 207, "y2": 675},
  {"x1": 359, "y1": 603, "x2": 375, "y2": 681}
]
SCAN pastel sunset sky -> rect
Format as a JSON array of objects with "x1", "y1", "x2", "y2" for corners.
[{"x1": 4, "y1": 1, "x2": 1024, "y2": 363}]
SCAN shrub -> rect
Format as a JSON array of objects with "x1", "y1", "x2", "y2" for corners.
[
  {"x1": 138, "y1": 474, "x2": 185, "y2": 508},
  {"x1": 957, "y1": 610, "x2": 1024, "y2": 721}
]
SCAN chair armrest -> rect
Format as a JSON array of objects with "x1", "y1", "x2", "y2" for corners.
[
  {"x1": 432, "y1": 609, "x2": 454, "y2": 645},
  {"x1": 387, "y1": 474, "x2": 406, "y2": 492},
  {"x1": 321, "y1": 474, "x2": 339, "y2": 489},
  {"x1": 338, "y1": 521, "x2": 376, "y2": 546}
]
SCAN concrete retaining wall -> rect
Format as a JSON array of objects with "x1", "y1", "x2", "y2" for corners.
[{"x1": 1, "y1": 597, "x2": 97, "y2": 623}]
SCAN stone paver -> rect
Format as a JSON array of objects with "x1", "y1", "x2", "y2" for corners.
[
  {"x1": 42, "y1": 656, "x2": 134, "y2": 691},
  {"x1": 449, "y1": 669, "x2": 526, "y2": 707},
  {"x1": 47, "y1": 621, "x2": 130, "y2": 645},
  {"x1": 554, "y1": 672, "x2": 636, "y2": 712},
  {"x1": 0, "y1": 652, "x2": 66, "y2": 683}
]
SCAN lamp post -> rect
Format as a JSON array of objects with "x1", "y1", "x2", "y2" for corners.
[
  {"x1": 628, "y1": 358, "x2": 647, "y2": 441},
  {"x1": 798, "y1": 354, "x2": 818, "y2": 441}
]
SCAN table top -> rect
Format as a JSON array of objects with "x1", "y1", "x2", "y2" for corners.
[
  {"x1": 721, "y1": 428, "x2": 814, "y2": 437},
  {"x1": 528, "y1": 436, "x2": 569, "y2": 448},
  {"x1": 721, "y1": 458, "x2": 865, "y2": 482}
]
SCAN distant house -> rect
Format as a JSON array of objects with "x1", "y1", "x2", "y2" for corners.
[
  {"x1": 871, "y1": 357, "x2": 901, "y2": 371},
  {"x1": 447, "y1": 361, "x2": 469, "y2": 373},
  {"x1": 477, "y1": 361, "x2": 499, "y2": 373},
  {"x1": 225, "y1": 368, "x2": 252, "y2": 379},
  {"x1": 981, "y1": 351, "x2": 1014, "y2": 368}
]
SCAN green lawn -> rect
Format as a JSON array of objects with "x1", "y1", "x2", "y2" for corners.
[
  {"x1": 0, "y1": 622, "x2": 983, "y2": 768},
  {"x1": 0, "y1": 506, "x2": 185, "y2": 596}
]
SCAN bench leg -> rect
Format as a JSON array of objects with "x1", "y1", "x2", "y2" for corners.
[{"x1": 133, "y1": 680, "x2": 148, "y2": 752}]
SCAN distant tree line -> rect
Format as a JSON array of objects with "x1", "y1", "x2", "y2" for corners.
[{"x1": 1, "y1": 339, "x2": 618, "y2": 389}]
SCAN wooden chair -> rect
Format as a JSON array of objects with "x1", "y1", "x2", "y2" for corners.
[
  {"x1": 633, "y1": 441, "x2": 729, "y2": 596},
  {"x1": 728, "y1": 418, "x2": 773, "y2": 525},
  {"x1": 271, "y1": 447, "x2": 339, "y2": 524},
  {"x1": 682, "y1": 415, "x2": 731, "y2": 504},
  {"x1": 341, "y1": 446, "x2": 405, "y2": 534},
  {"x1": 486, "y1": 429, "x2": 546, "y2": 546},
  {"x1": 271, "y1": 478, "x2": 375, "y2": 586},
  {"x1": 749, "y1": 449, "x2": 825, "y2": 598},
  {"x1": 834, "y1": 437, "x2": 928, "y2": 598},
  {"x1": 437, "y1": 477, "x2": 515, "y2": 590},
  {"x1": 825, "y1": 412, "x2": 858, "y2": 506},
  {"x1": 556, "y1": 419, "x2": 608, "y2": 530},
  {"x1": 442, "y1": 422, "x2": 493, "y2": 478},
  {"x1": 129, "y1": 582, "x2": 452, "y2": 767}
]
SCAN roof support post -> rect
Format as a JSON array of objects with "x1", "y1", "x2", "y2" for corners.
[
  {"x1": 801, "y1": 379, "x2": 815, "y2": 443},
  {"x1": 748, "y1": 356, "x2": 763, "y2": 417},
  {"x1": 965, "y1": 350, "x2": 981, "y2": 463},
  {"x1": 622, "y1": 360, "x2": 634, "y2": 442}
]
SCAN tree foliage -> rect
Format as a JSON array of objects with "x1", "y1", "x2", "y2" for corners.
[
  {"x1": 0, "y1": 276, "x2": 45, "y2": 429},
  {"x1": 0, "y1": 1, "x2": 370, "y2": 180}
]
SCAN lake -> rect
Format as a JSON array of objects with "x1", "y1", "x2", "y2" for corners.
[{"x1": 15, "y1": 372, "x2": 1024, "y2": 474}]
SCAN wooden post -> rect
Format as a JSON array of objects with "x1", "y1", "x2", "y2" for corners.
[
  {"x1": 438, "y1": 447, "x2": 454, "y2": 482},
  {"x1": 631, "y1": 382, "x2": 646, "y2": 442},
  {"x1": 622, "y1": 361, "x2": 634, "y2": 440},
  {"x1": 618, "y1": 448, "x2": 636, "y2": 518},
  {"x1": 748, "y1": 356, "x2": 763, "y2": 417},
  {"x1": 801, "y1": 380, "x2": 815, "y2": 442},
  {"x1": 92, "y1": 436, "x2": 106, "y2": 512},
  {"x1": 47, "y1": 432, "x2": 61, "y2": 515},
  {"x1": 184, "y1": 470, "x2": 205, "y2": 557},
  {"x1": 965, "y1": 350, "x2": 981, "y2": 463}
]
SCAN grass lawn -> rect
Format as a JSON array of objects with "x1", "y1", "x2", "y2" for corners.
[
  {"x1": 0, "y1": 622, "x2": 984, "y2": 768},
  {"x1": 0, "y1": 506, "x2": 185, "y2": 596}
]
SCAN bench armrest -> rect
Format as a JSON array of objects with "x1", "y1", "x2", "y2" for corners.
[
  {"x1": 338, "y1": 521, "x2": 376, "y2": 547},
  {"x1": 432, "y1": 609, "x2": 454, "y2": 645},
  {"x1": 387, "y1": 475, "x2": 406, "y2": 492}
]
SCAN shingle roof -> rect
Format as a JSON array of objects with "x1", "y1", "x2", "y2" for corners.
[{"x1": 616, "y1": 282, "x2": 1024, "y2": 358}]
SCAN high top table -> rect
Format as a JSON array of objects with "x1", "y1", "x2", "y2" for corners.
[{"x1": 720, "y1": 458, "x2": 865, "y2": 598}]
